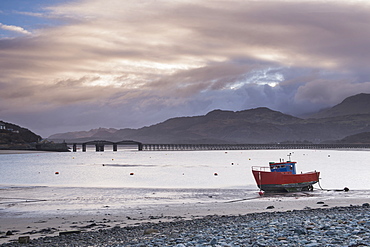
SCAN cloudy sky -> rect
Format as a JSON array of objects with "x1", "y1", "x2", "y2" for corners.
[{"x1": 1, "y1": 0, "x2": 370, "y2": 137}]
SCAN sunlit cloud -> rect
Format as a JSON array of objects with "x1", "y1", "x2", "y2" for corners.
[
  {"x1": 0, "y1": 23, "x2": 31, "y2": 35},
  {"x1": 1, "y1": 0, "x2": 370, "y2": 136},
  {"x1": 14, "y1": 11, "x2": 45, "y2": 18}
]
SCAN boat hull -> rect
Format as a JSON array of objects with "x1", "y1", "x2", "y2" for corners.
[{"x1": 252, "y1": 170, "x2": 320, "y2": 192}]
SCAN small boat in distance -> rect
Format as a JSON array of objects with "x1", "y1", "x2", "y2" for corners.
[{"x1": 252, "y1": 159, "x2": 320, "y2": 192}]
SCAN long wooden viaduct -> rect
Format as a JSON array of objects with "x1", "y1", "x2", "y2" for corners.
[
  {"x1": 141, "y1": 143, "x2": 370, "y2": 151},
  {"x1": 68, "y1": 140, "x2": 143, "y2": 152},
  {"x1": 68, "y1": 141, "x2": 370, "y2": 152}
]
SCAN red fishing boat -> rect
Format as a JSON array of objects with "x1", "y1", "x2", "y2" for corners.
[{"x1": 252, "y1": 160, "x2": 320, "y2": 192}]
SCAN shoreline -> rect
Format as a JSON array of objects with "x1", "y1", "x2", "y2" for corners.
[
  {"x1": 1, "y1": 186, "x2": 369, "y2": 246},
  {"x1": 0, "y1": 150, "x2": 52, "y2": 155},
  {"x1": 1, "y1": 204, "x2": 369, "y2": 246}
]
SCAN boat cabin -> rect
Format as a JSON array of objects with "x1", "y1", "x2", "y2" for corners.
[{"x1": 269, "y1": 162, "x2": 297, "y2": 174}]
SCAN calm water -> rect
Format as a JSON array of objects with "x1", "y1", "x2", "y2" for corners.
[{"x1": 1, "y1": 149, "x2": 369, "y2": 190}]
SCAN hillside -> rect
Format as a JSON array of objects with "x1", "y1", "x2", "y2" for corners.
[
  {"x1": 45, "y1": 108, "x2": 328, "y2": 144},
  {"x1": 49, "y1": 128, "x2": 118, "y2": 140},
  {"x1": 0, "y1": 121, "x2": 41, "y2": 146},
  {"x1": 0, "y1": 121, "x2": 69, "y2": 151},
  {"x1": 337, "y1": 132, "x2": 370, "y2": 144},
  {"x1": 309, "y1": 93, "x2": 370, "y2": 118},
  {"x1": 47, "y1": 93, "x2": 370, "y2": 144},
  {"x1": 130, "y1": 107, "x2": 304, "y2": 143}
]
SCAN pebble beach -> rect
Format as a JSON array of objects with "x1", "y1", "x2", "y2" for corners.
[
  {"x1": 1, "y1": 187, "x2": 369, "y2": 247},
  {"x1": 1, "y1": 204, "x2": 369, "y2": 247}
]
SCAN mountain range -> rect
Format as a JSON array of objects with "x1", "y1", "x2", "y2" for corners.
[{"x1": 48, "y1": 93, "x2": 370, "y2": 144}]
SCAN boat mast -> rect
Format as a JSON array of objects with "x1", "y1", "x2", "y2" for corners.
[{"x1": 287, "y1": 153, "x2": 292, "y2": 161}]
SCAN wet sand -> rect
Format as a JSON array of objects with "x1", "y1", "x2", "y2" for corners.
[{"x1": 1, "y1": 185, "x2": 369, "y2": 245}]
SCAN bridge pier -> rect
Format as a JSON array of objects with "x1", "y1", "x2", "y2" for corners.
[
  {"x1": 73, "y1": 144, "x2": 77, "y2": 152},
  {"x1": 82, "y1": 144, "x2": 86, "y2": 152},
  {"x1": 96, "y1": 144, "x2": 104, "y2": 152},
  {"x1": 113, "y1": 144, "x2": 117, "y2": 152}
]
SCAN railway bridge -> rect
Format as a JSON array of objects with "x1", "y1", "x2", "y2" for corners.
[
  {"x1": 68, "y1": 140, "x2": 143, "y2": 152},
  {"x1": 67, "y1": 141, "x2": 370, "y2": 152},
  {"x1": 141, "y1": 143, "x2": 370, "y2": 151}
]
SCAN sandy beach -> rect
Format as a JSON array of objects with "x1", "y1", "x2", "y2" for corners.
[{"x1": 1, "y1": 185, "x2": 369, "y2": 246}]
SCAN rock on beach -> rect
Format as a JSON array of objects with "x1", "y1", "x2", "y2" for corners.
[{"x1": 0, "y1": 205, "x2": 369, "y2": 247}]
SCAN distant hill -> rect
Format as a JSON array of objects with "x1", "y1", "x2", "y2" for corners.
[
  {"x1": 309, "y1": 93, "x2": 370, "y2": 118},
  {"x1": 47, "y1": 93, "x2": 370, "y2": 144},
  {"x1": 49, "y1": 127, "x2": 118, "y2": 140},
  {"x1": 337, "y1": 132, "x2": 370, "y2": 144},
  {"x1": 0, "y1": 121, "x2": 41, "y2": 144},
  {"x1": 0, "y1": 120, "x2": 69, "y2": 151},
  {"x1": 49, "y1": 107, "x2": 306, "y2": 144},
  {"x1": 128, "y1": 107, "x2": 304, "y2": 144}
]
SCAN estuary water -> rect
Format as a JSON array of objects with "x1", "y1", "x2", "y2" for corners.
[
  {"x1": 1, "y1": 149, "x2": 369, "y2": 190},
  {"x1": 1, "y1": 149, "x2": 370, "y2": 246},
  {"x1": 0, "y1": 149, "x2": 370, "y2": 218}
]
